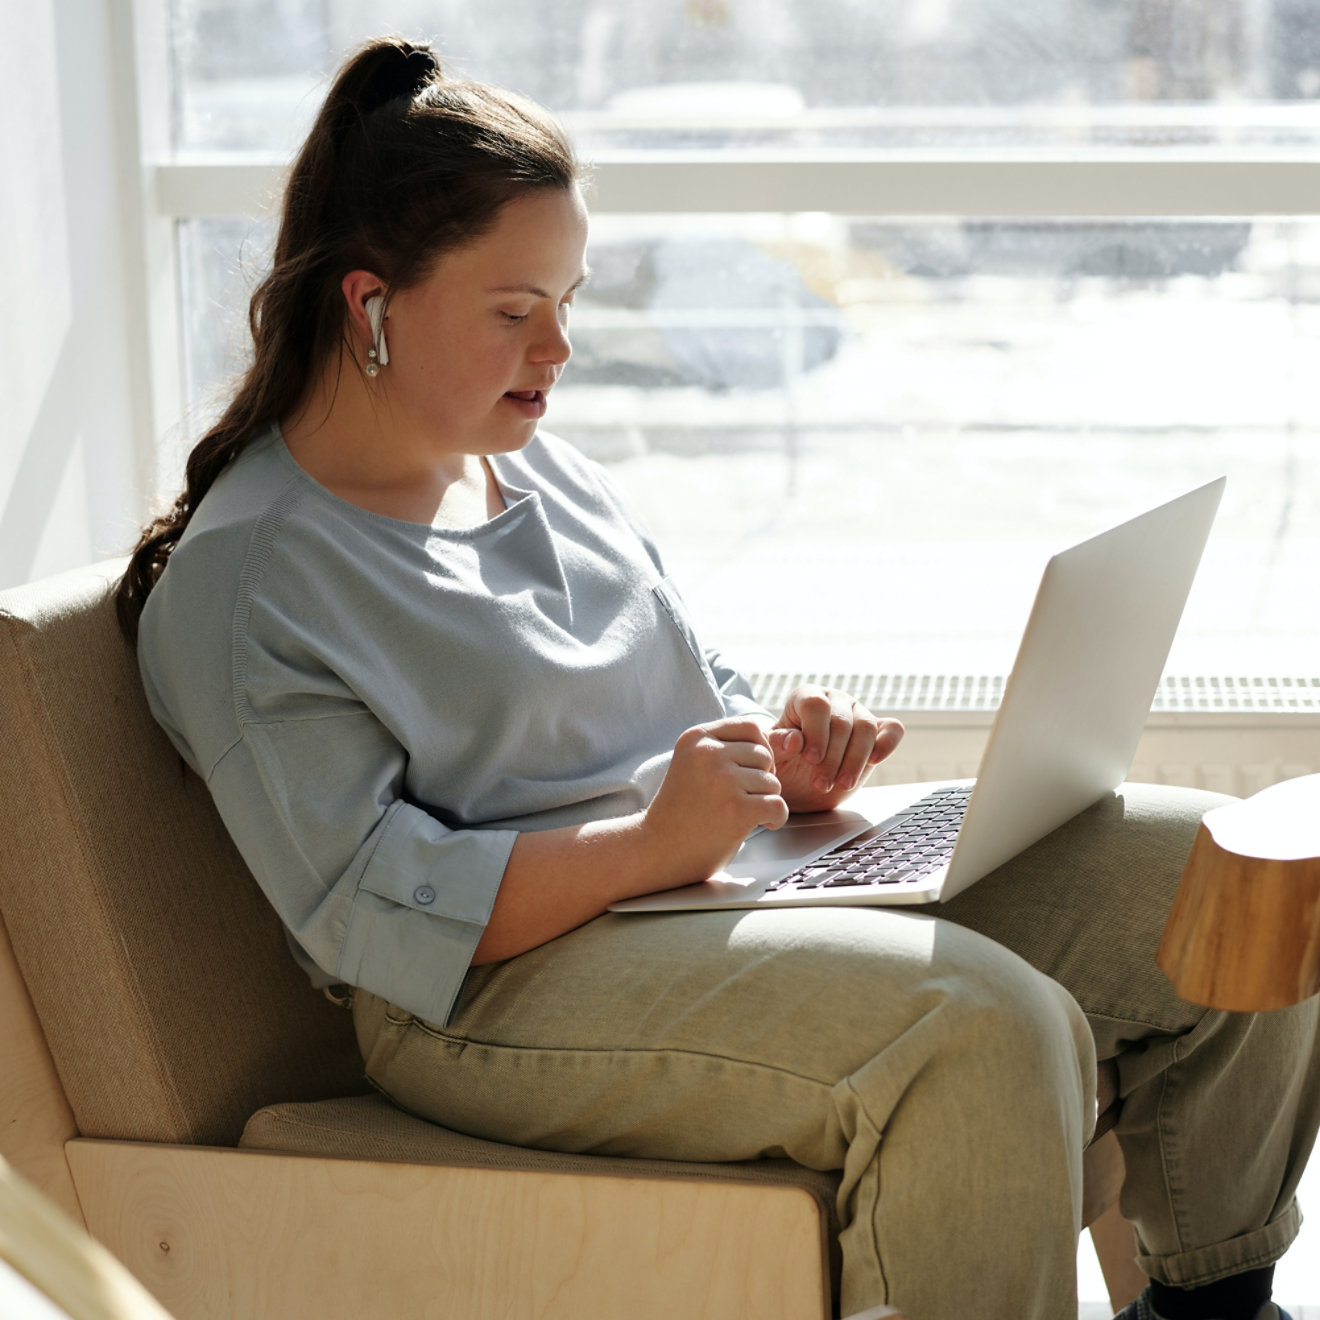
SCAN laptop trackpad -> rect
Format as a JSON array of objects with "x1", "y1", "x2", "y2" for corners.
[
  {"x1": 607, "y1": 810, "x2": 876, "y2": 911},
  {"x1": 719, "y1": 810, "x2": 872, "y2": 881}
]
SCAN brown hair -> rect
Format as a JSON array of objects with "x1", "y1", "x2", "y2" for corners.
[{"x1": 116, "y1": 37, "x2": 579, "y2": 639}]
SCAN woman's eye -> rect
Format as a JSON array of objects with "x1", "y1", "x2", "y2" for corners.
[{"x1": 501, "y1": 310, "x2": 529, "y2": 323}]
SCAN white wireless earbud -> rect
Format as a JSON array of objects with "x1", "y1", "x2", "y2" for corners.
[{"x1": 365, "y1": 295, "x2": 389, "y2": 373}]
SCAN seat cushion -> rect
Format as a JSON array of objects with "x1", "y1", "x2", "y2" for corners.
[{"x1": 243, "y1": 1091, "x2": 842, "y2": 1198}]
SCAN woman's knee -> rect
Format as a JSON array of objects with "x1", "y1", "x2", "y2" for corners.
[
  {"x1": 825, "y1": 916, "x2": 1096, "y2": 1150},
  {"x1": 926, "y1": 921, "x2": 1095, "y2": 1093},
  {"x1": 935, "y1": 783, "x2": 1235, "y2": 1029},
  {"x1": 725, "y1": 907, "x2": 1095, "y2": 1102}
]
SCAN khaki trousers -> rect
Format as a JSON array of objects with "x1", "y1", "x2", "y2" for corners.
[{"x1": 353, "y1": 784, "x2": 1320, "y2": 1319}]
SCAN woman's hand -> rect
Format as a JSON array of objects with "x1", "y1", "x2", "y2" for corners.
[
  {"x1": 641, "y1": 717, "x2": 790, "y2": 882},
  {"x1": 477, "y1": 718, "x2": 788, "y2": 962},
  {"x1": 766, "y1": 685, "x2": 904, "y2": 813}
]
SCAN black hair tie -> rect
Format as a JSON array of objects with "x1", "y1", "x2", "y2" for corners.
[{"x1": 361, "y1": 47, "x2": 438, "y2": 115}]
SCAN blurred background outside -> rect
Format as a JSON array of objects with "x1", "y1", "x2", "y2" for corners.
[{"x1": 171, "y1": 0, "x2": 1320, "y2": 678}]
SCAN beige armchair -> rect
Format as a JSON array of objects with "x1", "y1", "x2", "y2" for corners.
[{"x1": 0, "y1": 562, "x2": 1140, "y2": 1319}]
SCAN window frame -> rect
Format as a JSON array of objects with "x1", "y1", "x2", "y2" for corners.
[
  {"x1": 150, "y1": 146, "x2": 1320, "y2": 472},
  {"x1": 157, "y1": 148, "x2": 1320, "y2": 220}
]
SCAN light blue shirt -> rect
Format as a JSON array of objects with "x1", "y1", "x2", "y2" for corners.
[{"x1": 137, "y1": 427, "x2": 766, "y2": 1025}]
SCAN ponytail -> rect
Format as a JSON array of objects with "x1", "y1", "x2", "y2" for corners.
[{"x1": 116, "y1": 37, "x2": 578, "y2": 640}]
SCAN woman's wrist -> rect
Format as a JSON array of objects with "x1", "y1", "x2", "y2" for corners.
[
  {"x1": 580, "y1": 810, "x2": 676, "y2": 901},
  {"x1": 473, "y1": 814, "x2": 653, "y2": 964}
]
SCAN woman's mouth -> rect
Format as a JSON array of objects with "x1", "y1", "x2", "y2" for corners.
[{"x1": 503, "y1": 389, "x2": 547, "y2": 419}]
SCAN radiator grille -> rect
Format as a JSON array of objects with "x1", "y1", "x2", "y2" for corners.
[
  {"x1": 746, "y1": 672, "x2": 1320, "y2": 715},
  {"x1": 743, "y1": 673, "x2": 1320, "y2": 797}
]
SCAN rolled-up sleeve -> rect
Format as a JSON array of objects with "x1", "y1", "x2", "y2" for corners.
[{"x1": 208, "y1": 712, "x2": 515, "y2": 1026}]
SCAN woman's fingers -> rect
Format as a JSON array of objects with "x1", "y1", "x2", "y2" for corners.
[
  {"x1": 776, "y1": 688, "x2": 906, "y2": 796},
  {"x1": 669, "y1": 720, "x2": 787, "y2": 827},
  {"x1": 832, "y1": 713, "x2": 904, "y2": 790},
  {"x1": 868, "y1": 717, "x2": 905, "y2": 765},
  {"x1": 729, "y1": 734, "x2": 777, "y2": 771},
  {"x1": 830, "y1": 704, "x2": 881, "y2": 791},
  {"x1": 783, "y1": 686, "x2": 870, "y2": 790},
  {"x1": 785, "y1": 684, "x2": 836, "y2": 766},
  {"x1": 767, "y1": 726, "x2": 804, "y2": 762}
]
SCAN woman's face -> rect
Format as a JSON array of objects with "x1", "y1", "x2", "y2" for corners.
[{"x1": 377, "y1": 186, "x2": 590, "y2": 458}]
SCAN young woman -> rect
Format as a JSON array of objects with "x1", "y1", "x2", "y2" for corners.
[{"x1": 118, "y1": 37, "x2": 1317, "y2": 1320}]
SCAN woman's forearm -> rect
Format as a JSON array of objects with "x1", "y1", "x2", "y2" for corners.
[{"x1": 469, "y1": 812, "x2": 665, "y2": 964}]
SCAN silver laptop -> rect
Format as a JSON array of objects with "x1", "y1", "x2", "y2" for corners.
[{"x1": 611, "y1": 475, "x2": 1225, "y2": 913}]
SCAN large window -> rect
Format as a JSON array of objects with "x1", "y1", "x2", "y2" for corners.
[
  {"x1": 173, "y1": 0, "x2": 1320, "y2": 152},
  {"x1": 163, "y1": 0, "x2": 1320, "y2": 677}
]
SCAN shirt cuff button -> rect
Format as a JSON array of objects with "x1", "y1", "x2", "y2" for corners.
[{"x1": 413, "y1": 885, "x2": 436, "y2": 906}]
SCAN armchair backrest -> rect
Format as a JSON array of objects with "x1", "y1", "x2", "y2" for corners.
[{"x1": 0, "y1": 564, "x2": 363, "y2": 1147}]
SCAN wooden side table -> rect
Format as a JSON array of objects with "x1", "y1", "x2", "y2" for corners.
[{"x1": 1158, "y1": 774, "x2": 1320, "y2": 1012}]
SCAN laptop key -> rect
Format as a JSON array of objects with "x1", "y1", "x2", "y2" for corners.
[
  {"x1": 770, "y1": 784, "x2": 974, "y2": 893},
  {"x1": 822, "y1": 867, "x2": 915, "y2": 887}
]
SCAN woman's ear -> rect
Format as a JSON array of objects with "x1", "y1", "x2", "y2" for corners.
[
  {"x1": 341, "y1": 270, "x2": 389, "y2": 374},
  {"x1": 341, "y1": 269, "x2": 387, "y2": 339}
]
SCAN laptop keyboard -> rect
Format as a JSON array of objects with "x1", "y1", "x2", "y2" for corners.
[{"x1": 767, "y1": 784, "x2": 973, "y2": 892}]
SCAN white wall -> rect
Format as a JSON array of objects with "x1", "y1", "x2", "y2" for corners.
[{"x1": 0, "y1": 0, "x2": 154, "y2": 590}]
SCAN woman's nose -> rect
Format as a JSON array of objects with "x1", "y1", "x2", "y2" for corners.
[{"x1": 533, "y1": 317, "x2": 572, "y2": 367}]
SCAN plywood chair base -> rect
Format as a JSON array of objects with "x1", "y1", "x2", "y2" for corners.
[
  {"x1": 65, "y1": 1140, "x2": 829, "y2": 1320},
  {"x1": 66, "y1": 1135, "x2": 1144, "y2": 1320},
  {"x1": 65, "y1": 1136, "x2": 1141, "y2": 1320}
]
